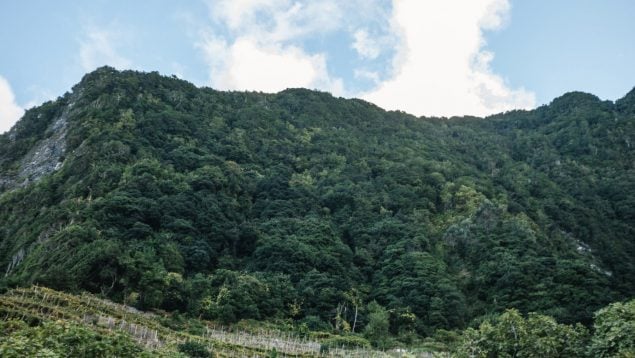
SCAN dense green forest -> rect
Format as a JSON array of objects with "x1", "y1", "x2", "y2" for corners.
[{"x1": 0, "y1": 67, "x2": 634, "y2": 353}]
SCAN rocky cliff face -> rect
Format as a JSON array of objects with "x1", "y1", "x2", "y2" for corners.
[
  {"x1": 0, "y1": 101, "x2": 72, "y2": 191},
  {"x1": 17, "y1": 112, "x2": 68, "y2": 183}
]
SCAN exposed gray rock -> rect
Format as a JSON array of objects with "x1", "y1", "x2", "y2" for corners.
[
  {"x1": 4, "y1": 247, "x2": 25, "y2": 277},
  {"x1": 18, "y1": 113, "x2": 68, "y2": 184},
  {"x1": 3, "y1": 222, "x2": 65, "y2": 277},
  {"x1": 1, "y1": 101, "x2": 72, "y2": 191}
]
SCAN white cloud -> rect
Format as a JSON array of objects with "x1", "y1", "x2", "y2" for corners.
[
  {"x1": 354, "y1": 68, "x2": 381, "y2": 84},
  {"x1": 199, "y1": 35, "x2": 343, "y2": 94},
  {"x1": 208, "y1": 0, "x2": 343, "y2": 42},
  {"x1": 0, "y1": 76, "x2": 24, "y2": 134},
  {"x1": 196, "y1": 0, "x2": 531, "y2": 116},
  {"x1": 79, "y1": 25, "x2": 132, "y2": 72},
  {"x1": 198, "y1": 0, "x2": 346, "y2": 94},
  {"x1": 362, "y1": 0, "x2": 535, "y2": 117},
  {"x1": 352, "y1": 29, "x2": 381, "y2": 60}
]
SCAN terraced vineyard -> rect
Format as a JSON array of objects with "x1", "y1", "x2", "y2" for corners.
[{"x1": 0, "y1": 286, "x2": 409, "y2": 357}]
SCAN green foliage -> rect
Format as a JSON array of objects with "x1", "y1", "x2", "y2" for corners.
[
  {"x1": 192, "y1": 269, "x2": 295, "y2": 323},
  {"x1": 590, "y1": 299, "x2": 635, "y2": 357},
  {"x1": 455, "y1": 309, "x2": 589, "y2": 357},
  {"x1": 363, "y1": 301, "x2": 390, "y2": 348},
  {"x1": 320, "y1": 335, "x2": 371, "y2": 351},
  {"x1": 177, "y1": 341, "x2": 211, "y2": 357},
  {"x1": 0, "y1": 319, "x2": 143, "y2": 357}
]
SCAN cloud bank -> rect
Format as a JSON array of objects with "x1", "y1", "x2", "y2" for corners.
[
  {"x1": 362, "y1": 0, "x2": 535, "y2": 117},
  {"x1": 195, "y1": 0, "x2": 536, "y2": 116},
  {"x1": 198, "y1": 0, "x2": 348, "y2": 95},
  {"x1": 0, "y1": 76, "x2": 24, "y2": 133},
  {"x1": 198, "y1": 34, "x2": 344, "y2": 94}
]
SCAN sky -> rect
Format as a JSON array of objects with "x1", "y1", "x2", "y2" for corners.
[{"x1": 1, "y1": 0, "x2": 634, "y2": 133}]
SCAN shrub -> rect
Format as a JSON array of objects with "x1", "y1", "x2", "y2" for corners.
[{"x1": 177, "y1": 341, "x2": 211, "y2": 357}]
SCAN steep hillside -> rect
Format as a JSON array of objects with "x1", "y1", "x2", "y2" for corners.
[{"x1": 1, "y1": 67, "x2": 633, "y2": 339}]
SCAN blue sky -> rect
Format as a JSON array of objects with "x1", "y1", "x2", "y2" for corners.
[{"x1": 1, "y1": 0, "x2": 634, "y2": 132}]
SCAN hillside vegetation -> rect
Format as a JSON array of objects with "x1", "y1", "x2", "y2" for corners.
[
  {"x1": 0, "y1": 286, "x2": 393, "y2": 357},
  {"x1": 1, "y1": 287, "x2": 633, "y2": 357},
  {"x1": 0, "y1": 67, "x2": 634, "y2": 349}
]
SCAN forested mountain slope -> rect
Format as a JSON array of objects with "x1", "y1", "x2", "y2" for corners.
[{"x1": 1, "y1": 67, "x2": 633, "y2": 336}]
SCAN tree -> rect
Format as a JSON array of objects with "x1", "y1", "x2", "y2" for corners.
[
  {"x1": 364, "y1": 301, "x2": 390, "y2": 348},
  {"x1": 344, "y1": 287, "x2": 365, "y2": 333}
]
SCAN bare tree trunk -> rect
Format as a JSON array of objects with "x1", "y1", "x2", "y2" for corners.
[{"x1": 352, "y1": 305, "x2": 358, "y2": 333}]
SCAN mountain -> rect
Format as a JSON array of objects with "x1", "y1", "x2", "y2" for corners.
[{"x1": 1, "y1": 67, "x2": 634, "y2": 339}]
